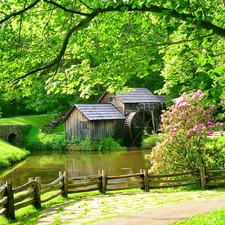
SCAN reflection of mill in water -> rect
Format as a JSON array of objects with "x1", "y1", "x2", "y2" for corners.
[
  {"x1": 0, "y1": 150, "x2": 152, "y2": 188},
  {"x1": 65, "y1": 150, "x2": 149, "y2": 181},
  {"x1": 66, "y1": 154, "x2": 139, "y2": 189}
]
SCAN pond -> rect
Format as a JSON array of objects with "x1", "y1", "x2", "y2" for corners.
[{"x1": 0, "y1": 149, "x2": 152, "y2": 187}]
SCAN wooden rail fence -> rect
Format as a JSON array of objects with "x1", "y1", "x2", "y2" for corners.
[{"x1": 1, "y1": 167, "x2": 225, "y2": 220}]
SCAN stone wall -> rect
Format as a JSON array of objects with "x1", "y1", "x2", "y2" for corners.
[{"x1": 0, "y1": 125, "x2": 23, "y2": 146}]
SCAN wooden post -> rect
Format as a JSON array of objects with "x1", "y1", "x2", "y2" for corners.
[
  {"x1": 0, "y1": 181, "x2": 4, "y2": 200},
  {"x1": 101, "y1": 170, "x2": 107, "y2": 194},
  {"x1": 143, "y1": 169, "x2": 149, "y2": 192},
  {"x1": 6, "y1": 181, "x2": 15, "y2": 220},
  {"x1": 28, "y1": 177, "x2": 34, "y2": 202},
  {"x1": 98, "y1": 169, "x2": 102, "y2": 193},
  {"x1": 199, "y1": 167, "x2": 206, "y2": 189},
  {"x1": 60, "y1": 171, "x2": 68, "y2": 197},
  {"x1": 33, "y1": 177, "x2": 41, "y2": 209},
  {"x1": 140, "y1": 169, "x2": 144, "y2": 190}
]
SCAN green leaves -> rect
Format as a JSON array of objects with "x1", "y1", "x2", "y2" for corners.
[{"x1": 0, "y1": 0, "x2": 224, "y2": 117}]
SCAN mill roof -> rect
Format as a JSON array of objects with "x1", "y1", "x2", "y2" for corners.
[
  {"x1": 67, "y1": 104, "x2": 125, "y2": 121},
  {"x1": 156, "y1": 95, "x2": 167, "y2": 103},
  {"x1": 117, "y1": 88, "x2": 162, "y2": 104}
]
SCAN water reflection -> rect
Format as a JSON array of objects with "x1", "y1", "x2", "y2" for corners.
[{"x1": 0, "y1": 149, "x2": 152, "y2": 187}]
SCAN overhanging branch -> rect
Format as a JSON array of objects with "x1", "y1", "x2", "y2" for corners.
[
  {"x1": 13, "y1": 11, "x2": 99, "y2": 82},
  {"x1": 7, "y1": 1, "x2": 225, "y2": 85},
  {"x1": 0, "y1": 0, "x2": 40, "y2": 24},
  {"x1": 43, "y1": 0, "x2": 91, "y2": 16},
  {"x1": 99, "y1": 4, "x2": 225, "y2": 38}
]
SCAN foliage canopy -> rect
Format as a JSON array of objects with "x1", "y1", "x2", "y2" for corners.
[{"x1": 0, "y1": 0, "x2": 224, "y2": 113}]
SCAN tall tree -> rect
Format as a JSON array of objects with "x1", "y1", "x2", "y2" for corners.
[{"x1": 0, "y1": 0, "x2": 224, "y2": 105}]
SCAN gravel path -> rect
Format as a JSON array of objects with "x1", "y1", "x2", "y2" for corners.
[{"x1": 37, "y1": 191, "x2": 225, "y2": 225}]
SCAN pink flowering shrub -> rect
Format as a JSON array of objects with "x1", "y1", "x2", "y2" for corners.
[{"x1": 148, "y1": 90, "x2": 224, "y2": 174}]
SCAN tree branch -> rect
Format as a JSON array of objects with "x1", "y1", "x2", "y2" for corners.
[
  {"x1": 80, "y1": 0, "x2": 94, "y2": 10},
  {"x1": 43, "y1": 0, "x2": 91, "y2": 16},
  {"x1": 9, "y1": 2, "x2": 225, "y2": 85},
  {"x1": 13, "y1": 11, "x2": 99, "y2": 82},
  {"x1": 99, "y1": 4, "x2": 225, "y2": 38},
  {"x1": 128, "y1": 34, "x2": 214, "y2": 48},
  {"x1": 0, "y1": 0, "x2": 40, "y2": 24}
]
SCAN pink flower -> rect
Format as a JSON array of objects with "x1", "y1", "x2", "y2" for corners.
[
  {"x1": 170, "y1": 128, "x2": 176, "y2": 132},
  {"x1": 219, "y1": 123, "x2": 224, "y2": 127},
  {"x1": 192, "y1": 93, "x2": 197, "y2": 100},
  {"x1": 207, "y1": 131, "x2": 214, "y2": 136},
  {"x1": 173, "y1": 96, "x2": 185, "y2": 106},
  {"x1": 186, "y1": 133, "x2": 193, "y2": 137},
  {"x1": 195, "y1": 129, "x2": 201, "y2": 134},
  {"x1": 207, "y1": 121, "x2": 214, "y2": 127},
  {"x1": 197, "y1": 90, "x2": 205, "y2": 98},
  {"x1": 180, "y1": 102, "x2": 190, "y2": 107},
  {"x1": 199, "y1": 123, "x2": 205, "y2": 128}
]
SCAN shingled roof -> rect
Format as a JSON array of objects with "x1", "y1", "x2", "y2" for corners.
[
  {"x1": 117, "y1": 88, "x2": 161, "y2": 104},
  {"x1": 156, "y1": 95, "x2": 167, "y2": 104},
  {"x1": 72, "y1": 104, "x2": 125, "y2": 121}
]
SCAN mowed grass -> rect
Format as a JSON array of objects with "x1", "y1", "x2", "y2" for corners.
[
  {"x1": 0, "y1": 114, "x2": 54, "y2": 127},
  {"x1": 175, "y1": 208, "x2": 225, "y2": 225},
  {"x1": 0, "y1": 139, "x2": 29, "y2": 168}
]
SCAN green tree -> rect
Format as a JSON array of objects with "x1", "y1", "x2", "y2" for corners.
[{"x1": 0, "y1": 0, "x2": 224, "y2": 106}]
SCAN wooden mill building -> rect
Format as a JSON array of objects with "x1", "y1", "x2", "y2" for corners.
[{"x1": 65, "y1": 88, "x2": 166, "y2": 146}]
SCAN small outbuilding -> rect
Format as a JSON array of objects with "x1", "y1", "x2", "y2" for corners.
[
  {"x1": 65, "y1": 104, "x2": 125, "y2": 141},
  {"x1": 65, "y1": 88, "x2": 166, "y2": 146}
]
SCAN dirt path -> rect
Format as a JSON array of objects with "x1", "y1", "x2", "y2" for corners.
[
  {"x1": 92, "y1": 196, "x2": 225, "y2": 225},
  {"x1": 37, "y1": 191, "x2": 225, "y2": 225}
]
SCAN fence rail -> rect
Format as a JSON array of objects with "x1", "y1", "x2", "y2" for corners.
[{"x1": 1, "y1": 167, "x2": 225, "y2": 220}]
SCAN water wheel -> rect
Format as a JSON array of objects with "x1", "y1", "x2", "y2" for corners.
[{"x1": 124, "y1": 110, "x2": 160, "y2": 146}]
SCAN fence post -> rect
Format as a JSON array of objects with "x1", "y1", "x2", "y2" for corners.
[
  {"x1": 60, "y1": 171, "x2": 68, "y2": 197},
  {"x1": 0, "y1": 181, "x2": 3, "y2": 200},
  {"x1": 98, "y1": 169, "x2": 102, "y2": 193},
  {"x1": 101, "y1": 170, "x2": 107, "y2": 194},
  {"x1": 33, "y1": 177, "x2": 41, "y2": 209},
  {"x1": 143, "y1": 169, "x2": 149, "y2": 192},
  {"x1": 28, "y1": 177, "x2": 34, "y2": 201},
  {"x1": 199, "y1": 167, "x2": 206, "y2": 189},
  {"x1": 5, "y1": 181, "x2": 15, "y2": 220}
]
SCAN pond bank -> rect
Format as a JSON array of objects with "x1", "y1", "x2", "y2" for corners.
[{"x1": 0, "y1": 139, "x2": 29, "y2": 169}]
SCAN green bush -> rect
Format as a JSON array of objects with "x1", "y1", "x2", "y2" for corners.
[
  {"x1": 20, "y1": 126, "x2": 69, "y2": 151},
  {"x1": 69, "y1": 134, "x2": 126, "y2": 151},
  {"x1": 70, "y1": 134, "x2": 92, "y2": 151},
  {"x1": 148, "y1": 90, "x2": 224, "y2": 174},
  {"x1": 141, "y1": 131, "x2": 159, "y2": 149},
  {"x1": 95, "y1": 137, "x2": 127, "y2": 151},
  {"x1": 205, "y1": 136, "x2": 225, "y2": 169}
]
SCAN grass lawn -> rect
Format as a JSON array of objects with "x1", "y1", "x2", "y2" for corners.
[
  {"x1": 175, "y1": 208, "x2": 225, "y2": 225},
  {"x1": 0, "y1": 139, "x2": 30, "y2": 168},
  {"x1": 0, "y1": 114, "x2": 55, "y2": 127}
]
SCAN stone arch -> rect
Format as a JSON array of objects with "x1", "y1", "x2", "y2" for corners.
[{"x1": 8, "y1": 133, "x2": 17, "y2": 146}]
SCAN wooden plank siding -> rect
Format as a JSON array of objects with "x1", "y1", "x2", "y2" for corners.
[
  {"x1": 66, "y1": 108, "x2": 90, "y2": 140},
  {"x1": 98, "y1": 93, "x2": 125, "y2": 116},
  {"x1": 65, "y1": 105, "x2": 124, "y2": 141}
]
